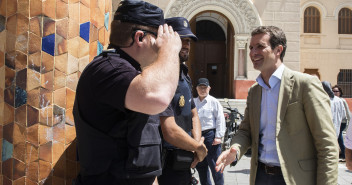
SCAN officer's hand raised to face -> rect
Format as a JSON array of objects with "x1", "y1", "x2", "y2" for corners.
[
  {"x1": 194, "y1": 137, "x2": 207, "y2": 162},
  {"x1": 153, "y1": 24, "x2": 181, "y2": 55}
]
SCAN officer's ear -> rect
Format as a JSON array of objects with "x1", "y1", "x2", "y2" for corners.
[{"x1": 134, "y1": 30, "x2": 145, "y2": 44}]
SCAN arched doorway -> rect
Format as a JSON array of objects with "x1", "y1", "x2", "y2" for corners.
[{"x1": 193, "y1": 20, "x2": 227, "y2": 98}]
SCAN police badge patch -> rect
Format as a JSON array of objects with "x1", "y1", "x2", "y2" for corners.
[{"x1": 179, "y1": 95, "x2": 185, "y2": 107}]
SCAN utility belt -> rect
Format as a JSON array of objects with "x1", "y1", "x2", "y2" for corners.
[{"x1": 162, "y1": 148, "x2": 194, "y2": 171}]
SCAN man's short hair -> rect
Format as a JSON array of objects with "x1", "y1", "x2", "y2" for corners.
[{"x1": 251, "y1": 26, "x2": 287, "y2": 62}]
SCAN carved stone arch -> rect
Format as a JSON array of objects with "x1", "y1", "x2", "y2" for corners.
[{"x1": 165, "y1": 0, "x2": 261, "y2": 34}]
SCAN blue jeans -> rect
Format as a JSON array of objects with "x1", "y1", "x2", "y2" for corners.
[
  {"x1": 196, "y1": 129, "x2": 224, "y2": 185},
  {"x1": 338, "y1": 122, "x2": 347, "y2": 159}
]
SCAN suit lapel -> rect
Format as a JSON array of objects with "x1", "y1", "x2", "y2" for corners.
[
  {"x1": 252, "y1": 84, "x2": 262, "y2": 142},
  {"x1": 276, "y1": 67, "x2": 294, "y2": 135}
]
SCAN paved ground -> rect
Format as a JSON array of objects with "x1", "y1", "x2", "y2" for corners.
[{"x1": 194, "y1": 155, "x2": 352, "y2": 185}]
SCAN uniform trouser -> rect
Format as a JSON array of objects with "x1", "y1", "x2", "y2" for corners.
[
  {"x1": 338, "y1": 122, "x2": 347, "y2": 158},
  {"x1": 196, "y1": 129, "x2": 224, "y2": 185}
]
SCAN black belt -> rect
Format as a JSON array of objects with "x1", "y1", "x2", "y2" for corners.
[
  {"x1": 202, "y1": 129, "x2": 215, "y2": 135},
  {"x1": 258, "y1": 161, "x2": 282, "y2": 175}
]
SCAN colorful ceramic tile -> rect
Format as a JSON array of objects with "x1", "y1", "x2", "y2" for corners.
[
  {"x1": 80, "y1": 22, "x2": 90, "y2": 43},
  {"x1": 15, "y1": 86, "x2": 27, "y2": 108},
  {"x1": 27, "y1": 88, "x2": 40, "y2": 108},
  {"x1": 3, "y1": 103, "x2": 15, "y2": 125},
  {"x1": 16, "y1": 68, "x2": 27, "y2": 90},
  {"x1": 52, "y1": 152, "x2": 65, "y2": 178},
  {"x1": 39, "y1": 106, "x2": 53, "y2": 126},
  {"x1": 54, "y1": 69, "x2": 66, "y2": 90},
  {"x1": 97, "y1": 41, "x2": 103, "y2": 56},
  {"x1": 13, "y1": 158, "x2": 26, "y2": 180},
  {"x1": 65, "y1": 88, "x2": 75, "y2": 109},
  {"x1": 78, "y1": 37, "x2": 89, "y2": 58},
  {"x1": 67, "y1": 54, "x2": 78, "y2": 75},
  {"x1": 42, "y1": 34, "x2": 55, "y2": 56},
  {"x1": 43, "y1": 0, "x2": 56, "y2": 19},
  {"x1": 78, "y1": 55, "x2": 89, "y2": 72},
  {"x1": 98, "y1": 28, "x2": 106, "y2": 46},
  {"x1": 39, "y1": 88, "x2": 52, "y2": 109},
  {"x1": 56, "y1": 0, "x2": 68, "y2": 19},
  {"x1": 26, "y1": 161, "x2": 39, "y2": 182},
  {"x1": 53, "y1": 88, "x2": 66, "y2": 110},
  {"x1": 6, "y1": 32, "x2": 16, "y2": 54},
  {"x1": 89, "y1": 23, "x2": 98, "y2": 43},
  {"x1": 53, "y1": 122, "x2": 65, "y2": 143},
  {"x1": 104, "y1": 12, "x2": 109, "y2": 31},
  {"x1": 89, "y1": 41, "x2": 97, "y2": 62},
  {"x1": 13, "y1": 177, "x2": 26, "y2": 185},
  {"x1": 65, "y1": 124, "x2": 75, "y2": 145},
  {"x1": 26, "y1": 142, "x2": 39, "y2": 163},
  {"x1": 28, "y1": 52, "x2": 41, "y2": 73},
  {"x1": 56, "y1": 18, "x2": 68, "y2": 39},
  {"x1": 28, "y1": 32, "x2": 42, "y2": 55},
  {"x1": 0, "y1": 0, "x2": 5, "y2": 16},
  {"x1": 41, "y1": 71, "x2": 54, "y2": 91},
  {"x1": 67, "y1": 37, "x2": 80, "y2": 58},
  {"x1": 65, "y1": 108, "x2": 74, "y2": 126},
  {"x1": 17, "y1": 14, "x2": 29, "y2": 35},
  {"x1": 42, "y1": 52, "x2": 54, "y2": 74},
  {"x1": 5, "y1": 51, "x2": 16, "y2": 69},
  {"x1": 52, "y1": 140, "x2": 64, "y2": 165},
  {"x1": 29, "y1": 16, "x2": 42, "y2": 37},
  {"x1": 0, "y1": 29, "x2": 6, "y2": 51},
  {"x1": 15, "y1": 42, "x2": 28, "y2": 65},
  {"x1": 43, "y1": 17, "x2": 55, "y2": 37},
  {"x1": 3, "y1": 176, "x2": 12, "y2": 185},
  {"x1": 2, "y1": 139, "x2": 13, "y2": 162},
  {"x1": 27, "y1": 105, "x2": 39, "y2": 127},
  {"x1": 30, "y1": 0, "x2": 43, "y2": 17},
  {"x1": 12, "y1": 123, "x2": 26, "y2": 145},
  {"x1": 38, "y1": 124, "x2": 53, "y2": 145},
  {"x1": 4, "y1": 86, "x2": 15, "y2": 107},
  {"x1": 2, "y1": 158, "x2": 13, "y2": 179},
  {"x1": 15, "y1": 105, "x2": 26, "y2": 127},
  {"x1": 53, "y1": 105, "x2": 65, "y2": 126},
  {"x1": 7, "y1": 0, "x2": 17, "y2": 17},
  {"x1": 55, "y1": 34, "x2": 67, "y2": 56},
  {"x1": 80, "y1": 3, "x2": 89, "y2": 24},
  {"x1": 0, "y1": 15, "x2": 5, "y2": 32},
  {"x1": 13, "y1": 142, "x2": 26, "y2": 163},
  {"x1": 68, "y1": 2, "x2": 79, "y2": 23},
  {"x1": 68, "y1": 19, "x2": 79, "y2": 40},
  {"x1": 26, "y1": 124, "x2": 39, "y2": 146},
  {"x1": 18, "y1": 0, "x2": 30, "y2": 17},
  {"x1": 0, "y1": 51, "x2": 4, "y2": 68},
  {"x1": 39, "y1": 141, "x2": 52, "y2": 162},
  {"x1": 5, "y1": 66, "x2": 15, "y2": 88},
  {"x1": 27, "y1": 69, "x2": 41, "y2": 91},
  {"x1": 6, "y1": 14, "x2": 17, "y2": 35},
  {"x1": 39, "y1": 160, "x2": 52, "y2": 181}
]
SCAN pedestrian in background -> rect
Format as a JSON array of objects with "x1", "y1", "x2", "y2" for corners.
[
  {"x1": 332, "y1": 85, "x2": 351, "y2": 162},
  {"x1": 194, "y1": 78, "x2": 226, "y2": 185},
  {"x1": 322, "y1": 81, "x2": 346, "y2": 138},
  {"x1": 73, "y1": 1, "x2": 182, "y2": 185},
  {"x1": 215, "y1": 26, "x2": 338, "y2": 185},
  {"x1": 345, "y1": 117, "x2": 352, "y2": 170}
]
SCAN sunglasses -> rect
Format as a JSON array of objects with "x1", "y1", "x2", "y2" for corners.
[{"x1": 333, "y1": 90, "x2": 340, "y2": 93}]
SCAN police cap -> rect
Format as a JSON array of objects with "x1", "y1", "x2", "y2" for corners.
[
  {"x1": 114, "y1": 0, "x2": 164, "y2": 28},
  {"x1": 165, "y1": 17, "x2": 198, "y2": 41}
]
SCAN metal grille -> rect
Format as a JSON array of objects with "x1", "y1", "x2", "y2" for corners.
[
  {"x1": 337, "y1": 69, "x2": 352, "y2": 98},
  {"x1": 304, "y1": 6, "x2": 321, "y2": 33},
  {"x1": 338, "y1": 8, "x2": 352, "y2": 34}
]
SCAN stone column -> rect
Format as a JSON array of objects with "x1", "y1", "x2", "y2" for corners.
[
  {"x1": 235, "y1": 35, "x2": 248, "y2": 79},
  {"x1": 0, "y1": 0, "x2": 112, "y2": 184}
]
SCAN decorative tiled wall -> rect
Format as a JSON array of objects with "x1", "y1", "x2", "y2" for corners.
[{"x1": 0, "y1": 0, "x2": 113, "y2": 184}]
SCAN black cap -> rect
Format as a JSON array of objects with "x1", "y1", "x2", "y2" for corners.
[
  {"x1": 165, "y1": 17, "x2": 197, "y2": 41},
  {"x1": 197, "y1": 78, "x2": 209, "y2": 86},
  {"x1": 114, "y1": 0, "x2": 164, "y2": 28}
]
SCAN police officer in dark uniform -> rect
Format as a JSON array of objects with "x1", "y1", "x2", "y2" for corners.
[
  {"x1": 73, "y1": 1, "x2": 181, "y2": 185},
  {"x1": 157, "y1": 17, "x2": 207, "y2": 185}
]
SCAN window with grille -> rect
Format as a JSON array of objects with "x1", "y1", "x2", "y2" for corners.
[
  {"x1": 337, "y1": 69, "x2": 352, "y2": 98},
  {"x1": 338, "y1": 8, "x2": 352, "y2": 34},
  {"x1": 304, "y1": 6, "x2": 321, "y2": 33}
]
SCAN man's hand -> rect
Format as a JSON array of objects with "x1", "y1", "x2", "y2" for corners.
[
  {"x1": 215, "y1": 147, "x2": 237, "y2": 173},
  {"x1": 194, "y1": 137, "x2": 207, "y2": 162},
  {"x1": 212, "y1": 137, "x2": 222, "y2": 145},
  {"x1": 154, "y1": 24, "x2": 181, "y2": 54}
]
